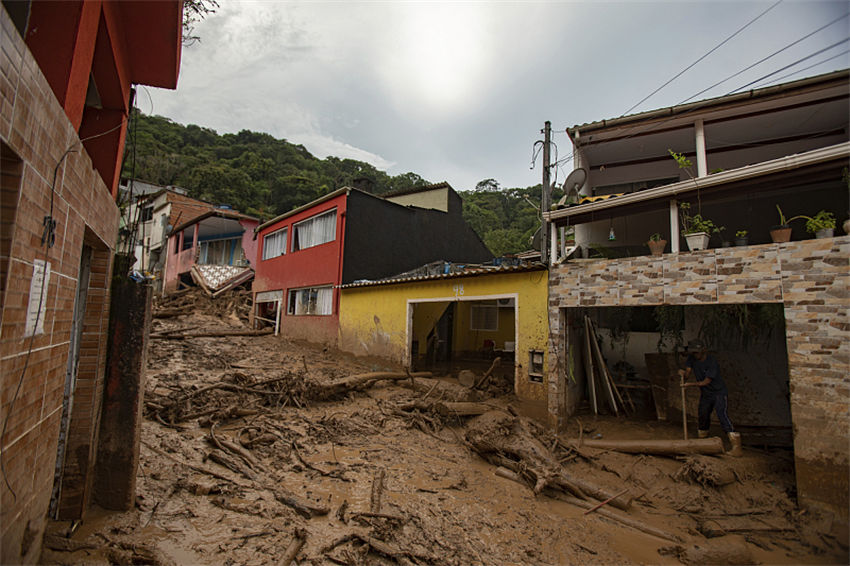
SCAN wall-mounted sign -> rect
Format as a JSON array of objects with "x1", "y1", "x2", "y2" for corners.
[{"x1": 25, "y1": 259, "x2": 51, "y2": 337}]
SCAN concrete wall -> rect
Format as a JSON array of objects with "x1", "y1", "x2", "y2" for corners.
[
  {"x1": 339, "y1": 269, "x2": 550, "y2": 402},
  {"x1": 1, "y1": 9, "x2": 119, "y2": 562},
  {"x1": 548, "y1": 236, "x2": 850, "y2": 520}
]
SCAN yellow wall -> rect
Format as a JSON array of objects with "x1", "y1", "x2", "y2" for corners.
[
  {"x1": 383, "y1": 187, "x2": 449, "y2": 212},
  {"x1": 339, "y1": 269, "x2": 550, "y2": 401}
]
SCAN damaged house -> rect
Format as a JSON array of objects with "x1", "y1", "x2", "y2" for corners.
[
  {"x1": 0, "y1": 1, "x2": 182, "y2": 563},
  {"x1": 163, "y1": 207, "x2": 259, "y2": 295},
  {"x1": 542, "y1": 70, "x2": 849, "y2": 523},
  {"x1": 338, "y1": 262, "x2": 550, "y2": 404},
  {"x1": 251, "y1": 183, "x2": 492, "y2": 345}
]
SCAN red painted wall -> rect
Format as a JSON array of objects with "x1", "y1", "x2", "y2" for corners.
[{"x1": 254, "y1": 193, "x2": 348, "y2": 344}]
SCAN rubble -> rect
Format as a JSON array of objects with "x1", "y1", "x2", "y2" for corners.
[{"x1": 39, "y1": 290, "x2": 849, "y2": 565}]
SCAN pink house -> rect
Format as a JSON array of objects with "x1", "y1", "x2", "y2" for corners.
[{"x1": 163, "y1": 208, "x2": 259, "y2": 293}]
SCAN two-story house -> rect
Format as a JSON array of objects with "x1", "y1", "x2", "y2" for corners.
[
  {"x1": 252, "y1": 183, "x2": 493, "y2": 344},
  {"x1": 543, "y1": 70, "x2": 849, "y2": 525}
]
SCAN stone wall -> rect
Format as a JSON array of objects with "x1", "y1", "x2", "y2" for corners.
[
  {"x1": 0, "y1": 9, "x2": 119, "y2": 564},
  {"x1": 548, "y1": 237, "x2": 849, "y2": 519}
]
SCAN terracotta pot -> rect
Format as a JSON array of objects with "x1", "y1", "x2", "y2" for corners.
[
  {"x1": 647, "y1": 239, "x2": 666, "y2": 256},
  {"x1": 770, "y1": 226, "x2": 792, "y2": 243}
]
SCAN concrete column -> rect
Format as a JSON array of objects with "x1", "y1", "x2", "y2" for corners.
[
  {"x1": 670, "y1": 199, "x2": 680, "y2": 253},
  {"x1": 94, "y1": 258, "x2": 152, "y2": 510},
  {"x1": 695, "y1": 119, "x2": 707, "y2": 178}
]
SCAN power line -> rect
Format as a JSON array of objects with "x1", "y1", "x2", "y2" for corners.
[
  {"x1": 757, "y1": 49, "x2": 850, "y2": 87},
  {"x1": 676, "y1": 11, "x2": 850, "y2": 106},
  {"x1": 729, "y1": 39, "x2": 850, "y2": 93},
  {"x1": 621, "y1": 0, "x2": 782, "y2": 117}
]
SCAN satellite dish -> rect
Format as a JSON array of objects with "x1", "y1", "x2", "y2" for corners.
[{"x1": 558, "y1": 168, "x2": 587, "y2": 206}]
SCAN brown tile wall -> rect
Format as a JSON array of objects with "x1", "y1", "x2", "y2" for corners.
[
  {"x1": 548, "y1": 237, "x2": 850, "y2": 519},
  {"x1": 0, "y1": 8, "x2": 118, "y2": 564}
]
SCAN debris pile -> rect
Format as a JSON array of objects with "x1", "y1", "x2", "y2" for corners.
[{"x1": 39, "y1": 296, "x2": 849, "y2": 565}]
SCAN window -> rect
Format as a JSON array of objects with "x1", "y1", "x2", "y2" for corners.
[
  {"x1": 470, "y1": 301, "x2": 498, "y2": 331},
  {"x1": 181, "y1": 226, "x2": 194, "y2": 251},
  {"x1": 287, "y1": 286, "x2": 333, "y2": 316},
  {"x1": 200, "y1": 238, "x2": 243, "y2": 265},
  {"x1": 292, "y1": 210, "x2": 336, "y2": 251},
  {"x1": 140, "y1": 206, "x2": 153, "y2": 222},
  {"x1": 262, "y1": 228, "x2": 287, "y2": 260}
]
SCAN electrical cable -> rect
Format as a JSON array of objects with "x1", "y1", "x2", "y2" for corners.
[
  {"x1": 727, "y1": 37, "x2": 850, "y2": 94},
  {"x1": 0, "y1": 116, "x2": 127, "y2": 503},
  {"x1": 675, "y1": 11, "x2": 849, "y2": 106},
  {"x1": 757, "y1": 48, "x2": 850, "y2": 87},
  {"x1": 620, "y1": 0, "x2": 783, "y2": 117}
]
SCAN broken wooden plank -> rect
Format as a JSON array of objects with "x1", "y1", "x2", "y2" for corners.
[
  {"x1": 586, "y1": 316, "x2": 619, "y2": 415},
  {"x1": 583, "y1": 317, "x2": 598, "y2": 414},
  {"x1": 553, "y1": 492, "x2": 681, "y2": 543},
  {"x1": 282, "y1": 529, "x2": 307, "y2": 566},
  {"x1": 150, "y1": 328, "x2": 274, "y2": 339},
  {"x1": 370, "y1": 468, "x2": 386, "y2": 514},
  {"x1": 274, "y1": 491, "x2": 330, "y2": 519},
  {"x1": 574, "y1": 437, "x2": 725, "y2": 455}
]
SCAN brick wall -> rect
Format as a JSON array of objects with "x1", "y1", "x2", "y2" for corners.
[
  {"x1": 0, "y1": 8, "x2": 118, "y2": 564},
  {"x1": 548, "y1": 237, "x2": 850, "y2": 519}
]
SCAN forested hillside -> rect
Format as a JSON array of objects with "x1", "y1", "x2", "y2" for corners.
[{"x1": 124, "y1": 111, "x2": 553, "y2": 255}]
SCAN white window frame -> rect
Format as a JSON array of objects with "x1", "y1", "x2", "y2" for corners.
[
  {"x1": 470, "y1": 300, "x2": 499, "y2": 331},
  {"x1": 292, "y1": 209, "x2": 336, "y2": 251},
  {"x1": 262, "y1": 227, "x2": 288, "y2": 260},
  {"x1": 287, "y1": 285, "x2": 334, "y2": 316}
]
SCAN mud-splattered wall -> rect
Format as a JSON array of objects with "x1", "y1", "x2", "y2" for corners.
[
  {"x1": 548, "y1": 236, "x2": 849, "y2": 521},
  {"x1": 339, "y1": 268, "x2": 550, "y2": 401}
]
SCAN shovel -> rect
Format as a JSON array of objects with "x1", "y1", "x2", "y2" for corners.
[{"x1": 680, "y1": 374, "x2": 688, "y2": 440}]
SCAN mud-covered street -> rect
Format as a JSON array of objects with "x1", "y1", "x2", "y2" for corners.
[{"x1": 40, "y1": 290, "x2": 848, "y2": 565}]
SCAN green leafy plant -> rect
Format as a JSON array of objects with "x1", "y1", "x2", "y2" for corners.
[
  {"x1": 735, "y1": 230, "x2": 748, "y2": 238},
  {"x1": 679, "y1": 202, "x2": 723, "y2": 235},
  {"x1": 668, "y1": 149, "x2": 693, "y2": 178},
  {"x1": 649, "y1": 232, "x2": 663, "y2": 242},
  {"x1": 775, "y1": 205, "x2": 792, "y2": 228},
  {"x1": 801, "y1": 210, "x2": 836, "y2": 234}
]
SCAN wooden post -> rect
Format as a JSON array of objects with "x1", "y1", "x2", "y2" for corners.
[{"x1": 681, "y1": 374, "x2": 688, "y2": 440}]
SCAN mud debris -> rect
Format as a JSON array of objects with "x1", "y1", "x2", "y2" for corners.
[{"x1": 39, "y1": 290, "x2": 848, "y2": 565}]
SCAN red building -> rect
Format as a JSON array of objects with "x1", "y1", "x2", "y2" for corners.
[
  {"x1": 0, "y1": 2, "x2": 181, "y2": 562},
  {"x1": 252, "y1": 184, "x2": 493, "y2": 345}
]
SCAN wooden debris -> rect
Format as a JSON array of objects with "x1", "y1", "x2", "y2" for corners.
[
  {"x1": 151, "y1": 328, "x2": 274, "y2": 340},
  {"x1": 274, "y1": 491, "x2": 330, "y2": 519},
  {"x1": 282, "y1": 529, "x2": 307, "y2": 566},
  {"x1": 575, "y1": 437, "x2": 725, "y2": 456},
  {"x1": 583, "y1": 488, "x2": 630, "y2": 515},
  {"x1": 473, "y1": 356, "x2": 502, "y2": 389},
  {"x1": 370, "y1": 468, "x2": 386, "y2": 513},
  {"x1": 553, "y1": 492, "x2": 680, "y2": 543}
]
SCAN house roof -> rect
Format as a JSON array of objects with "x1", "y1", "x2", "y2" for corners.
[
  {"x1": 172, "y1": 208, "x2": 259, "y2": 233},
  {"x1": 339, "y1": 263, "x2": 547, "y2": 289},
  {"x1": 568, "y1": 69, "x2": 849, "y2": 137}
]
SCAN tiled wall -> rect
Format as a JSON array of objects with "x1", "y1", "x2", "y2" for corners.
[
  {"x1": 548, "y1": 237, "x2": 850, "y2": 518},
  {"x1": 0, "y1": 9, "x2": 118, "y2": 563}
]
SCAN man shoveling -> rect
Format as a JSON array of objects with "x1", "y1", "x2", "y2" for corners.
[{"x1": 679, "y1": 339, "x2": 742, "y2": 457}]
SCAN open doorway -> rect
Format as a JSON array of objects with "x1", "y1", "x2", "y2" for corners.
[
  {"x1": 409, "y1": 297, "x2": 517, "y2": 390},
  {"x1": 566, "y1": 303, "x2": 792, "y2": 447}
]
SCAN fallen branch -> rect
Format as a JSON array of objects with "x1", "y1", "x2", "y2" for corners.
[
  {"x1": 274, "y1": 491, "x2": 330, "y2": 519},
  {"x1": 473, "y1": 356, "x2": 502, "y2": 389},
  {"x1": 370, "y1": 468, "x2": 386, "y2": 513},
  {"x1": 282, "y1": 529, "x2": 307, "y2": 566},
  {"x1": 584, "y1": 488, "x2": 631, "y2": 515},
  {"x1": 553, "y1": 492, "x2": 681, "y2": 542}
]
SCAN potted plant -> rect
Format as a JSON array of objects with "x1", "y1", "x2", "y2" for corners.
[
  {"x1": 734, "y1": 230, "x2": 748, "y2": 246},
  {"x1": 801, "y1": 210, "x2": 836, "y2": 239},
  {"x1": 647, "y1": 233, "x2": 666, "y2": 256},
  {"x1": 680, "y1": 202, "x2": 722, "y2": 251},
  {"x1": 771, "y1": 205, "x2": 793, "y2": 243}
]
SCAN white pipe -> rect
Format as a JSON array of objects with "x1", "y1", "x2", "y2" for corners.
[
  {"x1": 670, "y1": 199, "x2": 680, "y2": 253},
  {"x1": 695, "y1": 119, "x2": 707, "y2": 178},
  {"x1": 274, "y1": 299, "x2": 281, "y2": 336},
  {"x1": 550, "y1": 226, "x2": 558, "y2": 265}
]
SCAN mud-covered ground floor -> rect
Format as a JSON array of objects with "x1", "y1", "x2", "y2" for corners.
[{"x1": 40, "y1": 291, "x2": 849, "y2": 565}]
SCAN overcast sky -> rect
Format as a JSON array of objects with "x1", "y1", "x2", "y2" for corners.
[{"x1": 145, "y1": 1, "x2": 850, "y2": 191}]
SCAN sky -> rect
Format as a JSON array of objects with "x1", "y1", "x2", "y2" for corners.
[{"x1": 145, "y1": 0, "x2": 850, "y2": 191}]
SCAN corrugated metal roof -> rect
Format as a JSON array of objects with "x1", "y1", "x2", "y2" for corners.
[{"x1": 339, "y1": 263, "x2": 547, "y2": 289}]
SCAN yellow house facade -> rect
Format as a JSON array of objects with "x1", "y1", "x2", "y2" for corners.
[{"x1": 338, "y1": 265, "x2": 550, "y2": 402}]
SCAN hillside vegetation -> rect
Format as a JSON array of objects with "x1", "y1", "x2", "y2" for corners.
[{"x1": 124, "y1": 111, "x2": 554, "y2": 255}]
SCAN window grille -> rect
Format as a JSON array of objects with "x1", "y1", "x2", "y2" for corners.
[{"x1": 470, "y1": 301, "x2": 498, "y2": 331}]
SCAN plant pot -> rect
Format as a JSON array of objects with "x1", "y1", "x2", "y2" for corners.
[
  {"x1": 721, "y1": 241, "x2": 731, "y2": 248},
  {"x1": 684, "y1": 232, "x2": 709, "y2": 251},
  {"x1": 735, "y1": 237, "x2": 748, "y2": 247},
  {"x1": 647, "y1": 239, "x2": 666, "y2": 256},
  {"x1": 844, "y1": 218, "x2": 850, "y2": 235},
  {"x1": 770, "y1": 226, "x2": 792, "y2": 243},
  {"x1": 815, "y1": 228, "x2": 834, "y2": 239}
]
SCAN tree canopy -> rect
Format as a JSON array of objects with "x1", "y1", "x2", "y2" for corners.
[{"x1": 123, "y1": 110, "x2": 552, "y2": 256}]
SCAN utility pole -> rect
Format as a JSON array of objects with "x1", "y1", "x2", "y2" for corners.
[{"x1": 541, "y1": 121, "x2": 551, "y2": 264}]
